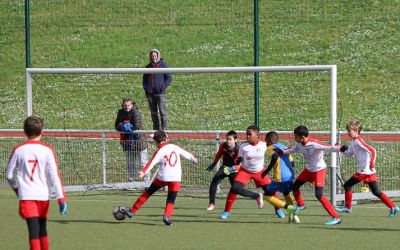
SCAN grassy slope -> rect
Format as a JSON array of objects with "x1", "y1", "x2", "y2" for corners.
[{"x1": 0, "y1": 0, "x2": 399, "y2": 130}]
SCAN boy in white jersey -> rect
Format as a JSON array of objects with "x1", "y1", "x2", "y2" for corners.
[
  {"x1": 6, "y1": 116, "x2": 67, "y2": 250},
  {"x1": 335, "y1": 119, "x2": 399, "y2": 217},
  {"x1": 277, "y1": 125, "x2": 343, "y2": 225},
  {"x1": 124, "y1": 130, "x2": 198, "y2": 225},
  {"x1": 220, "y1": 125, "x2": 281, "y2": 220}
]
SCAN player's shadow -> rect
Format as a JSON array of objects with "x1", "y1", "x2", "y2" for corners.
[
  {"x1": 48, "y1": 219, "x2": 162, "y2": 227},
  {"x1": 304, "y1": 226, "x2": 400, "y2": 232}
]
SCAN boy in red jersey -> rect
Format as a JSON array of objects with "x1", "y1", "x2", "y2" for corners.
[
  {"x1": 206, "y1": 130, "x2": 239, "y2": 211},
  {"x1": 336, "y1": 119, "x2": 399, "y2": 217},
  {"x1": 220, "y1": 125, "x2": 281, "y2": 220},
  {"x1": 6, "y1": 116, "x2": 67, "y2": 250},
  {"x1": 277, "y1": 125, "x2": 343, "y2": 225},
  {"x1": 124, "y1": 130, "x2": 198, "y2": 226}
]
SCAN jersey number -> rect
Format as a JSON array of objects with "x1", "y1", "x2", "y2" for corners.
[
  {"x1": 162, "y1": 151, "x2": 178, "y2": 167},
  {"x1": 28, "y1": 160, "x2": 39, "y2": 181}
]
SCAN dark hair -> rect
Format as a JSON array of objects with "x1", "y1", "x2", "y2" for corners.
[
  {"x1": 226, "y1": 130, "x2": 237, "y2": 139},
  {"x1": 153, "y1": 130, "x2": 167, "y2": 143},
  {"x1": 24, "y1": 116, "x2": 44, "y2": 138},
  {"x1": 265, "y1": 131, "x2": 279, "y2": 141},
  {"x1": 121, "y1": 98, "x2": 136, "y2": 108},
  {"x1": 294, "y1": 125, "x2": 309, "y2": 137},
  {"x1": 246, "y1": 125, "x2": 260, "y2": 133}
]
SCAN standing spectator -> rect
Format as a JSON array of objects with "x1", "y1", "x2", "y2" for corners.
[
  {"x1": 6, "y1": 116, "x2": 67, "y2": 250},
  {"x1": 142, "y1": 48, "x2": 172, "y2": 131},
  {"x1": 115, "y1": 98, "x2": 149, "y2": 182}
]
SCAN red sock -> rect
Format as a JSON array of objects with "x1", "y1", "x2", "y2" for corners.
[
  {"x1": 29, "y1": 239, "x2": 41, "y2": 250},
  {"x1": 273, "y1": 193, "x2": 280, "y2": 211},
  {"x1": 379, "y1": 193, "x2": 395, "y2": 208},
  {"x1": 164, "y1": 202, "x2": 174, "y2": 217},
  {"x1": 40, "y1": 236, "x2": 49, "y2": 250},
  {"x1": 319, "y1": 196, "x2": 339, "y2": 218},
  {"x1": 345, "y1": 190, "x2": 353, "y2": 208},
  {"x1": 293, "y1": 190, "x2": 305, "y2": 206},
  {"x1": 132, "y1": 192, "x2": 151, "y2": 213},
  {"x1": 224, "y1": 192, "x2": 237, "y2": 212}
]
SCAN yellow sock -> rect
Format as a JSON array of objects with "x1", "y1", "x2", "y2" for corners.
[
  {"x1": 265, "y1": 195, "x2": 285, "y2": 208},
  {"x1": 284, "y1": 193, "x2": 294, "y2": 206}
]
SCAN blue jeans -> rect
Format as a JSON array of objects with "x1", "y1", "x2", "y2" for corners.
[{"x1": 146, "y1": 94, "x2": 168, "y2": 130}]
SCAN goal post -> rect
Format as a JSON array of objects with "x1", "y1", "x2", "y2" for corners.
[{"x1": 25, "y1": 65, "x2": 339, "y2": 204}]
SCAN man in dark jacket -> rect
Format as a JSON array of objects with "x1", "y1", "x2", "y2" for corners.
[
  {"x1": 115, "y1": 98, "x2": 149, "y2": 182},
  {"x1": 142, "y1": 48, "x2": 172, "y2": 131}
]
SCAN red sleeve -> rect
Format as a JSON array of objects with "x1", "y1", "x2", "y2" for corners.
[{"x1": 212, "y1": 144, "x2": 224, "y2": 164}]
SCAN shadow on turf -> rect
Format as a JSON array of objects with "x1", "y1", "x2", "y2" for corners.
[{"x1": 305, "y1": 226, "x2": 400, "y2": 232}]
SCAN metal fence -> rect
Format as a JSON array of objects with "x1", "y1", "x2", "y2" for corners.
[{"x1": 1, "y1": 130, "x2": 399, "y2": 202}]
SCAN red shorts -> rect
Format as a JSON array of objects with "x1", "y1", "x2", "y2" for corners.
[
  {"x1": 352, "y1": 173, "x2": 378, "y2": 183},
  {"x1": 153, "y1": 179, "x2": 181, "y2": 192},
  {"x1": 19, "y1": 200, "x2": 49, "y2": 219},
  {"x1": 297, "y1": 168, "x2": 327, "y2": 187},
  {"x1": 234, "y1": 168, "x2": 271, "y2": 187}
]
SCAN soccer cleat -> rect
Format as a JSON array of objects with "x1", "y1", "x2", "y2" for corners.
[
  {"x1": 275, "y1": 209, "x2": 285, "y2": 218},
  {"x1": 123, "y1": 208, "x2": 135, "y2": 219},
  {"x1": 389, "y1": 206, "x2": 399, "y2": 218},
  {"x1": 207, "y1": 203, "x2": 215, "y2": 211},
  {"x1": 324, "y1": 217, "x2": 342, "y2": 225},
  {"x1": 220, "y1": 211, "x2": 230, "y2": 220},
  {"x1": 162, "y1": 216, "x2": 173, "y2": 226},
  {"x1": 335, "y1": 206, "x2": 352, "y2": 213},
  {"x1": 294, "y1": 204, "x2": 306, "y2": 214},
  {"x1": 256, "y1": 193, "x2": 264, "y2": 209}
]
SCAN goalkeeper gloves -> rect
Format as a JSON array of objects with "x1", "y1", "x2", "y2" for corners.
[
  {"x1": 223, "y1": 166, "x2": 238, "y2": 175},
  {"x1": 120, "y1": 122, "x2": 133, "y2": 132},
  {"x1": 206, "y1": 163, "x2": 216, "y2": 171},
  {"x1": 59, "y1": 202, "x2": 68, "y2": 216},
  {"x1": 340, "y1": 145, "x2": 348, "y2": 152}
]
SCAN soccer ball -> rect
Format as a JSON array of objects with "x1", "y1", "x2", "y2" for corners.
[{"x1": 113, "y1": 206, "x2": 126, "y2": 221}]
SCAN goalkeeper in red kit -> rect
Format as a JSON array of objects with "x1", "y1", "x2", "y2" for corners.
[{"x1": 6, "y1": 116, "x2": 67, "y2": 250}]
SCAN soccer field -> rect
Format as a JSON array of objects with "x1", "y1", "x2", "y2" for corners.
[{"x1": 1, "y1": 188, "x2": 399, "y2": 250}]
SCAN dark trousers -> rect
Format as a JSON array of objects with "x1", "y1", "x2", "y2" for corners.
[
  {"x1": 209, "y1": 167, "x2": 236, "y2": 204},
  {"x1": 146, "y1": 94, "x2": 168, "y2": 130}
]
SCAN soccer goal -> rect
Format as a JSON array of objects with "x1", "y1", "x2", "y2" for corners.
[{"x1": 24, "y1": 65, "x2": 343, "y2": 203}]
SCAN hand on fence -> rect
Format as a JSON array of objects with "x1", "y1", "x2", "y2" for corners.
[
  {"x1": 206, "y1": 163, "x2": 216, "y2": 171},
  {"x1": 139, "y1": 170, "x2": 145, "y2": 178}
]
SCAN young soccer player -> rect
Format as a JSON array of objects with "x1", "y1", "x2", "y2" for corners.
[
  {"x1": 123, "y1": 130, "x2": 198, "y2": 225},
  {"x1": 206, "y1": 130, "x2": 239, "y2": 211},
  {"x1": 336, "y1": 119, "x2": 399, "y2": 217},
  {"x1": 277, "y1": 125, "x2": 343, "y2": 225},
  {"x1": 220, "y1": 125, "x2": 282, "y2": 220},
  {"x1": 6, "y1": 116, "x2": 67, "y2": 250},
  {"x1": 262, "y1": 131, "x2": 296, "y2": 222}
]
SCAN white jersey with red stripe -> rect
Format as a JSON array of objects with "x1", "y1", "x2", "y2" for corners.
[
  {"x1": 6, "y1": 140, "x2": 66, "y2": 202},
  {"x1": 343, "y1": 135, "x2": 376, "y2": 174},
  {"x1": 142, "y1": 142, "x2": 197, "y2": 182},
  {"x1": 238, "y1": 141, "x2": 266, "y2": 173},
  {"x1": 284, "y1": 138, "x2": 340, "y2": 172}
]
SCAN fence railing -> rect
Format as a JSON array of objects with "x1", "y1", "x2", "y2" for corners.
[{"x1": 1, "y1": 130, "x2": 399, "y2": 203}]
